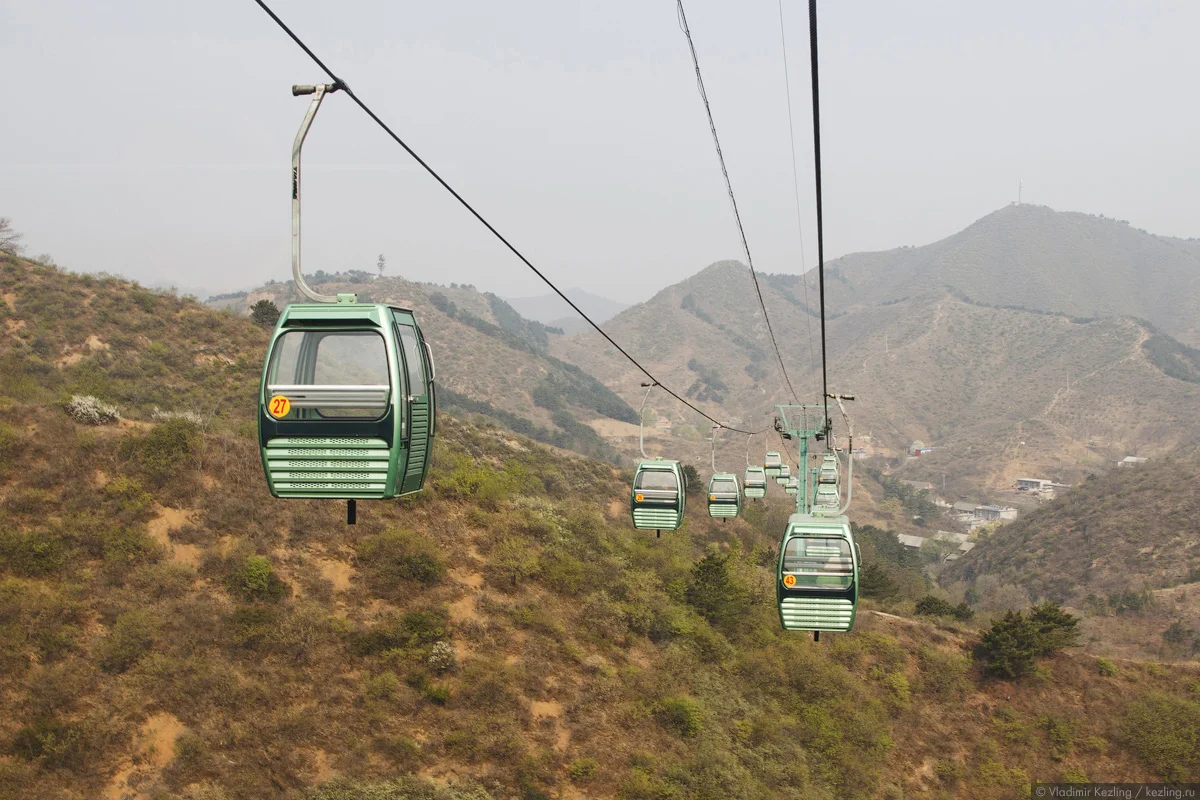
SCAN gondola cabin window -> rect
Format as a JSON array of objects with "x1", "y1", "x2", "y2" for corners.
[
  {"x1": 635, "y1": 470, "x2": 679, "y2": 492},
  {"x1": 266, "y1": 330, "x2": 391, "y2": 419},
  {"x1": 710, "y1": 478, "x2": 737, "y2": 495},
  {"x1": 395, "y1": 324, "x2": 426, "y2": 394},
  {"x1": 782, "y1": 537, "x2": 853, "y2": 584}
]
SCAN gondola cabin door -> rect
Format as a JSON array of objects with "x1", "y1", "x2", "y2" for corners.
[{"x1": 392, "y1": 310, "x2": 435, "y2": 494}]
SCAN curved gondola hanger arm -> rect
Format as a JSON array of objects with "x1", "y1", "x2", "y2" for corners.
[
  {"x1": 637, "y1": 382, "x2": 658, "y2": 460},
  {"x1": 291, "y1": 82, "x2": 349, "y2": 304},
  {"x1": 710, "y1": 425, "x2": 721, "y2": 473},
  {"x1": 827, "y1": 393, "x2": 856, "y2": 515}
]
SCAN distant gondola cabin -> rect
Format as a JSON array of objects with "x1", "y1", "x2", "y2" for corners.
[
  {"x1": 744, "y1": 466, "x2": 767, "y2": 499},
  {"x1": 707, "y1": 472, "x2": 741, "y2": 518},
  {"x1": 631, "y1": 458, "x2": 685, "y2": 531}
]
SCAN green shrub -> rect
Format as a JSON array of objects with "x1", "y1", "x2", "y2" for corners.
[
  {"x1": 1060, "y1": 765, "x2": 1089, "y2": 783},
  {"x1": 1039, "y1": 714, "x2": 1075, "y2": 761},
  {"x1": 1120, "y1": 693, "x2": 1200, "y2": 781},
  {"x1": 375, "y1": 734, "x2": 421, "y2": 769},
  {"x1": 226, "y1": 606, "x2": 278, "y2": 649},
  {"x1": 132, "y1": 417, "x2": 199, "y2": 485},
  {"x1": 348, "y1": 610, "x2": 448, "y2": 657},
  {"x1": 100, "y1": 525, "x2": 161, "y2": 571},
  {"x1": 1, "y1": 487, "x2": 56, "y2": 516},
  {"x1": 539, "y1": 551, "x2": 586, "y2": 595},
  {"x1": 309, "y1": 776, "x2": 492, "y2": 800},
  {"x1": 657, "y1": 696, "x2": 704, "y2": 738},
  {"x1": 935, "y1": 759, "x2": 961, "y2": 784},
  {"x1": 173, "y1": 733, "x2": 208, "y2": 776},
  {"x1": 103, "y1": 476, "x2": 155, "y2": 518},
  {"x1": 438, "y1": 455, "x2": 514, "y2": 509},
  {"x1": 9, "y1": 717, "x2": 91, "y2": 770},
  {"x1": 0, "y1": 421, "x2": 22, "y2": 472},
  {"x1": 914, "y1": 595, "x2": 973, "y2": 621},
  {"x1": 365, "y1": 671, "x2": 400, "y2": 701},
  {"x1": 227, "y1": 555, "x2": 289, "y2": 602},
  {"x1": 1097, "y1": 658, "x2": 1118, "y2": 677},
  {"x1": 619, "y1": 769, "x2": 678, "y2": 800},
  {"x1": 97, "y1": 609, "x2": 159, "y2": 673},
  {"x1": 917, "y1": 647, "x2": 971, "y2": 701},
  {"x1": 568, "y1": 757, "x2": 598, "y2": 782},
  {"x1": 356, "y1": 527, "x2": 446, "y2": 591},
  {"x1": 1, "y1": 528, "x2": 69, "y2": 576},
  {"x1": 456, "y1": 660, "x2": 518, "y2": 712},
  {"x1": 489, "y1": 537, "x2": 540, "y2": 588},
  {"x1": 882, "y1": 671, "x2": 911, "y2": 712},
  {"x1": 425, "y1": 683, "x2": 452, "y2": 705}
]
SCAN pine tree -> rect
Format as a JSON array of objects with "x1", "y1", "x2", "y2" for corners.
[
  {"x1": 979, "y1": 611, "x2": 1038, "y2": 678},
  {"x1": 250, "y1": 299, "x2": 280, "y2": 327},
  {"x1": 860, "y1": 561, "x2": 899, "y2": 600}
]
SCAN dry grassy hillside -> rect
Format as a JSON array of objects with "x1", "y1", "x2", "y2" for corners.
[
  {"x1": 824, "y1": 292, "x2": 1200, "y2": 491},
  {"x1": 2, "y1": 256, "x2": 1200, "y2": 799},
  {"x1": 941, "y1": 457, "x2": 1200, "y2": 661}
]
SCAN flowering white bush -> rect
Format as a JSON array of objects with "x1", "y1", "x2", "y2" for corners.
[
  {"x1": 427, "y1": 640, "x2": 457, "y2": 674},
  {"x1": 66, "y1": 395, "x2": 120, "y2": 425}
]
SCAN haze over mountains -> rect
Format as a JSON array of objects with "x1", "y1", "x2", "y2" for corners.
[
  {"x1": 822, "y1": 204, "x2": 1200, "y2": 346},
  {"x1": 503, "y1": 288, "x2": 629, "y2": 335}
]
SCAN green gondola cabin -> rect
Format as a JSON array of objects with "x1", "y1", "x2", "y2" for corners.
[
  {"x1": 777, "y1": 514, "x2": 859, "y2": 633},
  {"x1": 764, "y1": 450, "x2": 783, "y2": 478},
  {"x1": 707, "y1": 472, "x2": 741, "y2": 518},
  {"x1": 819, "y1": 455, "x2": 839, "y2": 485},
  {"x1": 815, "y1": 483, "x2": 840, "y2": 510},
  {"x1": 776, "y1": 463, "x2": 792, "y2": 485},
  {"x1": 744, "y1": 466, "x2": 767, "y2": 498},
  {"x1": 631, "y1": 458, "x2": 685, "y2": 532},
  {"x1": 259, "y1": 301, "x2": 436, "y2": 500}
]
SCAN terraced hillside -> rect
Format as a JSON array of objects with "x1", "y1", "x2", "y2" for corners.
[{"x1": 2, "y1": 255, "x2": 1200, "y2": 798}]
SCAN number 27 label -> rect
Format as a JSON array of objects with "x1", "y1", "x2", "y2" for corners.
[{"x1": 268, "y1": 395, "x2": 291, "y2": 418}]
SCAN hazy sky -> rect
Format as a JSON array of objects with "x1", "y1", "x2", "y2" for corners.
[{"x1": 2, "y1": 0, "x2": 1197, "y2": 303}]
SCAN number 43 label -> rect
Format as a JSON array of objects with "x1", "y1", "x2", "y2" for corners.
[{"x1": 268, "y1": 395, "x2": 292, "y2": 418}]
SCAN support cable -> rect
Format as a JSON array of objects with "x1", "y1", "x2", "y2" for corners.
[
  {"x1": 776, "y1": 0, "x2": 818, "y2": 379},
  {"x1": 675, "y1": 0, "x2": 800, "y2": 404},
  {"x1": 807, "y1": 0, "x2": 831, "y2": 430}
]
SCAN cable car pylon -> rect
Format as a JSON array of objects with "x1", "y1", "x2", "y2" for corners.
[{"x1": 774, "y1": 401, "x2": 859, "y2": 641}]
